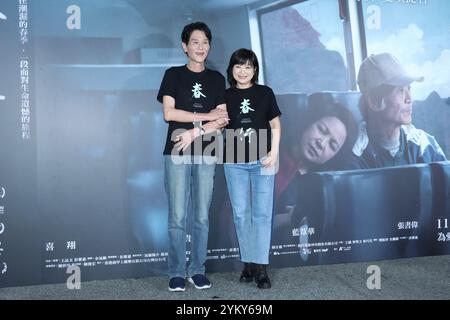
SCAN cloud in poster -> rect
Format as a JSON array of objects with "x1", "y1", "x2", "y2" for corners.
[
  {"x1": 406, "y1": 49, "x2": 450, "y2": 100},
  {"x1": 368, "y1": 24, "x2": 425, "y2": 64},
  {"x1": 367, "y1": 23, "x2": 450, "y2": 100}
]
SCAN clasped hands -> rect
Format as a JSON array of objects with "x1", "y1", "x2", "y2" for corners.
[{"x1": 174, "y1": 108, "x2": 229, "y2": 152}]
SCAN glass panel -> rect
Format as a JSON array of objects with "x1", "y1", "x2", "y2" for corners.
[
  {"x1": 362, "y1": 0, "x2": 450, "y2": 156},
  {"x1": 260, "y1": 0, "x2": 349, "y2": 93}
]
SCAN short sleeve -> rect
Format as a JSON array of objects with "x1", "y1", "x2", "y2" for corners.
[
  {"x1": 267, "y1": 87, "x2": 282, "y2": 121},
  {"x1": 215, "y1": 73, "x2": 226, "y2": 107},
  {"x1": 157, "y1": 68, "x2": 176, "y2": 103}
]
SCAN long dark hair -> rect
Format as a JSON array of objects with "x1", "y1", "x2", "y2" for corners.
[{"x1": 226, "y1": 48, "x2": 259, "y2": 88}]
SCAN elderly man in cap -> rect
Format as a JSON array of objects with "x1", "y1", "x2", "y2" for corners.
[{"x1": 340, "y1": 52, "x2": 446, "y2": 169}]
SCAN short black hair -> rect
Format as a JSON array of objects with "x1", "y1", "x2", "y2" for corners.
[
  {"x1": 181, "y1": 22, "x2": 212, "y2": 45},
  {"x1": 226, "y1": 48, "x2": 259, "y2": 88}
]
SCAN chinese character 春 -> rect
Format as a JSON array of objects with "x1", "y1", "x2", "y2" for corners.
[
  {"x1": 240, "y1": 99, "x2": 254, "y2": 114},
  {"x1": 192, "y1": 83, "x2": 206, "y2": 99}
]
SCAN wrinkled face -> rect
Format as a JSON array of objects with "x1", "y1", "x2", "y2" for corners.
[
  {"x1": 380, "y1": 85, "x2": 413, "y2": 126},
  {"x1": 232, "y1": 62, "x2": 255, "y2": 88},
  {"x1": 300, "y1": 116, "x2": 347, "y2": 165},
  {"x1": 182, "y1": 30, "x2": 210, "y2": 64}
]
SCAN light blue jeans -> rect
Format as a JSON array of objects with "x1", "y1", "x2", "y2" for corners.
[
  {"x1": 224, "y1": 161, "x2": 275, "y2": 264},
  {"x1": 164, "y1": 155, "x2": 216, "y2": 279}
]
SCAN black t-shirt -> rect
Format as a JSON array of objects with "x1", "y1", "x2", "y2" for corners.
[
  {"x1": 224, "y1": 84, "x2": 281, "y2": 163},
  {"x1": 157, "y1": 65, "x2": 226, "y2": 156}
]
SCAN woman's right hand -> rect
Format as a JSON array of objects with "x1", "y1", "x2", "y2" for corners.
[{"x1": 215, "y1": 117, "x2": 229, "y2": 128}]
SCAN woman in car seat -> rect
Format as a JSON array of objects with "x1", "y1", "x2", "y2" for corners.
[{"x1": 272, "y1": 92, "x2": 358, "y2": 260}]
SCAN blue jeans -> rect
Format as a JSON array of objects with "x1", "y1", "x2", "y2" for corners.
[
  {"x1": 164, "y1": 155, "x2": 216, "y2": 279},
  {"x1": 224, "y1": 161, "x2": 275, "y2": 264}
]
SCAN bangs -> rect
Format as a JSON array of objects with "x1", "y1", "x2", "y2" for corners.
[
  {"x1": 236, "y1": 57, "x2": 254, "y2": 67},
  {"x1": 233, "y1": 50, "x2": 257, "y2": 67}
]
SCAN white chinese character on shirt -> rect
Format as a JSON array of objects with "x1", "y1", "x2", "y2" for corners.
[
  {"x1": 240, "y1": 99, "x2": 254, "y2": 114},
  {"x1": 192, "y1": 83, "x2": 206, "y2": 99},
  {"x1": 239, "y1": 127, "x2": 256, "y2": 142}
]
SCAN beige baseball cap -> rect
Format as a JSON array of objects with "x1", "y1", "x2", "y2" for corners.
[{"x1": 357, "y1": 53, "x2": 424, "y2": 95}]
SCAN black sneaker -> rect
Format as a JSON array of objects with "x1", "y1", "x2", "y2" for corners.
[
  {"x1": 168, "y1": 277, "x2": 185, "y2": 292},
  {"x1": 239, "y1": 263, "x2": 254, "y2": 283},
  {"x1": 187, "y1": 274, "x2": 212, "y2": 289}
]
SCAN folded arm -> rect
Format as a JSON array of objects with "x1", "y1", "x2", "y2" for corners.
[
  {"x1": 163, "y1": 96, "x2": 227, "y2": 123},
  {"x1": 173, "y1": 103, "x2": 229, "y2": 152}
]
